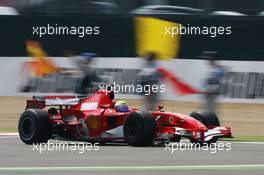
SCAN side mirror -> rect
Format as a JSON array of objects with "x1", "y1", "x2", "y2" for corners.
[
  {"x1": 100, "y1": 104, "x2": 110, "y2": 115},
  {"x1": 100, "y1": 104, "x2": 110, "y2": 109},
  {"x1": 158, "y1": 105, "x2": 164, "y2": 112}
]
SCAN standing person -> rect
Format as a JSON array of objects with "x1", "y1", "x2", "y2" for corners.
[
  {"x1": 200, "y1": 51, "x2": 225, "y2": 114},
  {"x1": 74, "y1": 52, "x2": 100, "y2": 94},
  {"x1": 137, "y1": 52, "x2": 162, "y2": 111}
]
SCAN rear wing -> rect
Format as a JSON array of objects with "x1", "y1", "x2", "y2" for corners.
[{"x1": 26, "y1": 96, "x2": 84, "y2": 109}]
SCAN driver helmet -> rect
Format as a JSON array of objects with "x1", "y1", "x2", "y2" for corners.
[
  {"x1": 80, "y1": 52, "x2": 97, "y2": 62},
  {"x1": 115, "y1": 100, "x2": 129, "y2": 112}
]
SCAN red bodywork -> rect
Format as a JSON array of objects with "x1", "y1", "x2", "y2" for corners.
[{"x1": 25, "y1": 90, "x2": 232, "y2": 142}]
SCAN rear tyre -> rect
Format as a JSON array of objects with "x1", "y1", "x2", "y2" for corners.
[
  {"x1": 123, "y1": 111, "x2": 156, "y2": 147},
  {"x1": 18, "y1": 109, "x2": 52, "y2": 144}
]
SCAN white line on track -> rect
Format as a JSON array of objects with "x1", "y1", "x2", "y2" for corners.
[
  {"x1": 0, "y1": 164, "x2": 264, "y2": 172},
  {"x1": 0, "y1": 132, "x2": 18, "y2": 139},
  {"x1": 230, "y1": 141, "x2": 264, "y2": 145},
  {"x1": 0, "y1": 136, "x2": 18, "y2": 139},
  {"x1": 0, "y1": 132, "x2": 18, "y2": 136}
]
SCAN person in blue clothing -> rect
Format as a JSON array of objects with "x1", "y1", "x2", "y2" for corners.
[
  {"x1": 75, "y1": 52, "x2": 100, "y2": 94},
  {"x1": 201, "y1": 51, "x2": 225, "y2": 113},
  {"x1": 137, "y1": 52, "x2": 162, "y2": 111}
]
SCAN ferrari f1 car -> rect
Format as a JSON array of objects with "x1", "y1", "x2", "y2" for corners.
[{"x1": 18, "y1": 90, "x2": 232, "y2": 146}]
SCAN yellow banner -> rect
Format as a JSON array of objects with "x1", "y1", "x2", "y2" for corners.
[{"x1": 134, "y1": 17, "x2": 181, "y2": 60}]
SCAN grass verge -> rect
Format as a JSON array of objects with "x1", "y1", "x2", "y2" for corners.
[
  {"x1": 221, "y1": 135, "x2": 264, "y2": 142},
  {"x1": 0, "y1": 128, "x2": 18, "y2": 132}
]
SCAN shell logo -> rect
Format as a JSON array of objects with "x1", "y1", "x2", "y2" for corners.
[{"x1": 86, "y1": 116, "x2": 100, "y2": 129}]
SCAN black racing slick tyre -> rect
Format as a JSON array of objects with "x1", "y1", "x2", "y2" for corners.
[
  {"x1": 123, "y1": 111, "x2": 156, "y2": 147},
  {"x1": 189, "y1": 111, "x2": 220, "y2": 127},
  {"x1": 18, "y1": 109, "x2": 52, "y2": 144},
  {"x1": 189, "y1": 111, "x2": 220, "y2": 144}
]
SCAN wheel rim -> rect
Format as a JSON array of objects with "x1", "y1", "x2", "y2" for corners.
[{"x1": 20, "y1": 116, "x2": 34, "y2": 138}]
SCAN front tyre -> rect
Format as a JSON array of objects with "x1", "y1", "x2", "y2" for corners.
[
  {"x1": 189, "y1": 111, "x2": 220, "y2": 144},
  {"x1": 18, "y1": 109, "x2": 51, "y2": 144},
  {"x1": 189, "y1": 111, "x2": 220, "y2": 128},
  {"x1": 123, "y1": 111, "x2": 156, "y2": 147}
]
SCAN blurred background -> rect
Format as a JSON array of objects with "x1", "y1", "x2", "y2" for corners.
[
  {"x1": 1, "y1": 0, "x2": 264, "y2": 15},
  {"x1": 0, "y1": 0, "x2": 263, "y2": 139}
]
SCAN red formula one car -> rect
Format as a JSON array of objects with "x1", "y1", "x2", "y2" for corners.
[{"x1": 18, "y1": 90, "x2": 232, "y2": 146}]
